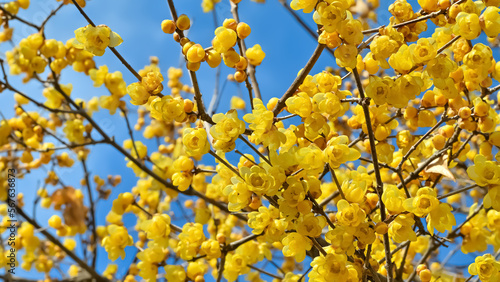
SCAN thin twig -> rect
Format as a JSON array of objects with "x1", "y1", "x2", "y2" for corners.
[
  {"x1": 352, "y1": 67, "x2": 393, "y2": 282},
  {"x1": 273, "y1": 43, "x2": 325, "y2": 116}
]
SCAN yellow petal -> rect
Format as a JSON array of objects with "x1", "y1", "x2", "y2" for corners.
[{"x1": 109, "y1": 31, "x2": 123, "y2": 47}]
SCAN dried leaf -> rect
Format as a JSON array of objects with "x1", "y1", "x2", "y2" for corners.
[
  {"x1": 350, "y1": 0, "x2": 369, "y2": 15},
  {"x1": 51, "y1": 186, "x2": 88, "y2": 226},
  {"x1": 423, "y1": 155, "x2": 456, "y2": 181},
  {"x1": 64, "y1": 200, "x2": 88, "y2": 227}
]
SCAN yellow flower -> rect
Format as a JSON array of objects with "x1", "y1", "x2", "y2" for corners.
[
  {"x1": 126, "y1": 82, "x2": 150, "y2": 105},
  {"x1": 354, "y1": 222, "x2": 376, "y2": 245},
  {"x1": 111, "y1": 192, "x2": 134, "y2": 215},
  {"x1": 428, "y1": 202, "x2": 456, "y2": 235},
  {"x1": 68, "y1": 265, "x2": 79, "y2": 277},
  {"x1": 282, "y1": 176, "x2": 307, "y2": 207},
  {"x1": 334, "y1": 44, "x2": 358, "y2": 69},
  {"x1": 63, "y1": 119, "x2": 85, "y2": 144},
  {"x1": 182, "y1": 128, "x2": 210, "y2": 157},
  {"x1": 453, "y1": 12, "x2": 481, "y2": 40},
  {"x1": 246, "y1": 44, "x2": 266, "y2": 66},
  {"x1": 240, "y1": 163, "x2": 285, "y2": 197},
  {"x1": 403, "y1": 187, "x2": 439, "y2": 217},
  {"x1": 282, "y1": 232, "x2": 312, "y2": 263},
  {"x1": 248, "y1": 206, "x2": 279, "y2": 234},
  {"x1": 336, "y1": 199, "x2": 366, "y2": 227},
  {"x1": 223, "y1": 253, "x2": 250, "y2": 281},
  {"x1": 365, "y1": 76, "x2": 393, "y2": 106},
  {"x1": 244, "y1": 98, "x2": 285, "y2": 150},
  {"x1": 223, "y1": 181, "x2": 252, "y2": 212},
  {"x1": 426, "y1": 54, "x2": 458, "y2": 89},
  {"x1": 410, "y1": 38, "x2": 437, "y2": 64},
  {"x1": 296, "y1": 213, "x2": 327, "y2": 237},
  {"x1": 467, "y1": 154, "x2": 500, "y2": 186},
  {"x1": 43, "y1": 84, "x2": 72, "y2": 109},
  {"x1": 313, "y1": 1, "x2": 348, "y2": 32},
  {"x1": 418, "y1": 0, "x2": 438, "y2": 12},
  {"x1": 213, "y1": 27, "x2": 237, "y2": 53},
  {"x1": 177, "y1": 223, "x2": 206, "y2": 260},
  {"x1": 89, "y1": 65, "x2": 108, "y2": 87},
  {"x1": 468, "y1": 254, "x2": 500, "y2": 281},
  {"x1": 480, "y1": 6, "x2": 500, "y2": 38},
  {"x1": 312, "y1": 91, "x2": 347, "y2": 119},
  {"x1": 382, "y1": 185, "x2": 406, "y2": 215},
  {"x1": 140, "y1": 214, "x2": 171, "y2": 241},
  {"x1": 200, "y1": 239, "x2": 221, "y2": 259},
  {"x1": 290, "y1": 0, "x2": 317, "y2": 13},
  {"x1": 210, "y1": 110, "x2": 246, "y2": 151},
  {"x1": 389, "y1": 214, "x2": 417, "y2": 243},
  {"x1": 325, "y1": 225, "x2": 355, "y2": 255},
  {"x1": 323, "y1": 135, "x2": 360, "y2": 168},
  {"x1": 150, "y1": 95, "x2": 186, "y2": 123},
  {"x1": 286, "y1": 92, "x2": 312, "y2": 118},
  {"x1": 141, "y1": 70, "x2": 164, "y2": 94},
  {"x1": 102, "y1": 225, "x2": 133, "y2": 261},
  {"x1": 389, "y1": 0, "x2": 414, "y2": 21},
  {"x1": 309, "y1": 253, "x2": 349, "y2": 281},
  {"x1": 342, "y1": 180, "x2": 367, "y2": 204},
  {"x1": 339, "y1": 19, "x2": 364, "y2": 45},
  {"x1": 484, "y1": 185, "x2": 500, "y2": 211},
  {"x1": 72, "y1": 25, "x2": 123, "y2": 56},
  {"x1": 165, "y1": 265, "x2": 186, "y2": 282},
  {"x1": 370, "y1": 35, "x2": 400, "y2": 68},
  {"x1": 172, "y1": 171, "x2": 192, "y2": 192},
  {"x1": 389, "y1": 44, "x2": 414, "y2": 74},
  {"x1": 297, "y1": 145, "x2": 326, "y2": 174}
]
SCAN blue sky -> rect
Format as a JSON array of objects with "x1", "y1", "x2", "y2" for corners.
[{"x1": 1, "y1": 0, "x2": 497, "y2": 280}]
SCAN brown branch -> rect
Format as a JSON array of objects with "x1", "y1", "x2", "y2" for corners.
[
  {"x1": 120, "y1": 107, "x2": 141, "y2": 162},
  {"x1": 40, "y1": 3, "x2": 64, "y2": 31},
  {"x1": 273, "y1": 43, "x2": 325, "y2": 116},
  {"x1": 224, "y1": 233, "x2": 261, "y2": 252},
  {"x1": 487, "y1": 84, "x2": 500, "y2": 95},
  {"x1": 230, "y1": 2, "x2": 262, "y2": 102},
  {"x1": 247, "y1": 264, "x2": 283, "y2": 280},
  {"x1": 70, "y1": 0, "x2": 142, "y2": 81},
  {"x1": 0, "y1": 6, "x2": 40, "y2": 29},
  {"x1": 81, "y1": 159, "x2": 97, "y2": 268},
  {"x1": 164, "y1": 0, "x2": 213, "y2": 124},
  {"x1": 397, "y1": 113, "x2": 447, "y2": 171},
  {"x1": 216, "y1": 252, "x2": 226, "y2": 282},
  {"x1": 308, "y1": 192, "x2": 336, "y2": 230},
  {"x1": 209, "y1": 150, "x2": 242, "y2": 179},
  {"x1": 310, "y1": 237, "x2": 327, "y2": 256},
  {"x1": 352, "y1": 67, "x2": 393, "y2": 281},
  {"x1": 438, "y1": 184, "x2": 478, "y2": 200},
  {"x1": 329, "y1": 166, "x2": 346, "y2": 199},
  {"x1": 238, "y1": 135, "x2": 271, "y2": 165}
]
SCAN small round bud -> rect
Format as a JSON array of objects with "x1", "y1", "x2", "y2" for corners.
[
  {"x1": 184, "y1": 99, "x2": 194, "y2": 113},
  {"x1": 419, "y1": 269, "x2": 432, "y2": 282},
  {"x1": 176, "y1": 14, "x2": 191, "y2": 30},
  {"x1": 432, "y1": 134, "x2": 446, "y2": 150},
  {"x1": 161, "y1": 19, "x2": 176, "y2": 34},
  {"x1": 458, "y1": 107, "x2": 471, "y2": 119},
  {"x1": 234, "y1": 70, "x2": 247, "y2": 83},
  {"x1": 223, "y1": 19, "x2": 237, "y2": 30},
  {"x1": 374, "y1": 222, "x2": 388, "y2": 235},
  {"x1": 236, "y1": 22, "x2": 251, "y2": 39}
]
